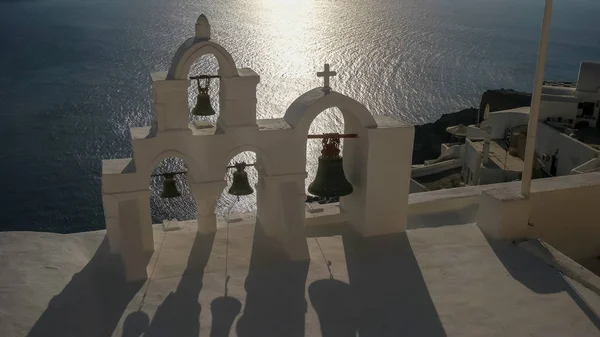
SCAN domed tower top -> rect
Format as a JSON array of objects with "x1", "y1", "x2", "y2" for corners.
[{"x1": 195, "y1": 14, "x2": 211, "y2": 40}]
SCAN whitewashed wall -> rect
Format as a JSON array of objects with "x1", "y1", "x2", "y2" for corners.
[
  {"x1": 410, "y1": 173, "x2": 600, "y2": 260},
  {"x1": 479, "y1": 167, "x2": 520, "y2": 185},
  {"x1": 412, "y1": 159, "x2": 462, "y2": 178},
  {"x1": 463, "y1": 139, "x2": 481, "y2": 185},
  {"x1": 480, "y1": 109, "x2": 529, "y2": 139},
  {"x1": 539, "y1": 100, "x2": 578, "y2": 121},
  {"x1": 571, "y1": 158, "x2": 600, "y2": 174},
  {"x1": 536, "y1": 122, "x2": 598, "y2": 175}
]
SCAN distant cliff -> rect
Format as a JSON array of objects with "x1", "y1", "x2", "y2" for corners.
[
  {"x1": 412, "y1": 89, "x2": 531, "y2": 164},
  {"x1": 413, "y1": 108, "x2": 478, "y2": 164}
]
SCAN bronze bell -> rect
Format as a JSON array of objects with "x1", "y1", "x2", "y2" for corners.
[
  {"x1": 161, "y1": 173, "x2": 181, "y2": 198},
  {"x1": 228, "y1": 163, "x2": 253, "y2": 196},
  {"x1": 308, "y1": 137, "x2": 353, "y2": 198},
  {"x1": 192, "y1": 79, "x2": 216, "y2": 116}
]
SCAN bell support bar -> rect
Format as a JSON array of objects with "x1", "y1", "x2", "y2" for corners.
[
  {"x1": 227, "y1": 163, "x2": 255, "y2": 169},
  {"x1": 151, "y1": 171, "x2": 187, "y2": 177},
  {"x1": 189, "y1": 75, "x2": 221, "y2": 80},
  {"x1": 307, "y1": 133, "x2": 357, "y2": 139},
  {"x1": 150, "y1": 163, "x2": 255, "y2": 177}
]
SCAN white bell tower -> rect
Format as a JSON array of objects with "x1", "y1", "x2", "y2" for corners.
[{"x1": 101, "y1": 14, "x2": 415, "y2": 281}]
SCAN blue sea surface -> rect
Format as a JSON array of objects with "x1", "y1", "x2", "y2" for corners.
[{"x1": 0, "y1": 0, "x2": 599, "y2": 232}]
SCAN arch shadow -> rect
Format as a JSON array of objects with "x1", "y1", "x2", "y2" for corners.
[
  {"x1": 143, "y1": 231, "x2": 216, "y2": 337},
  {"x1": 27, "y1": 237, "x2": 144, "y2": 337},
  {"x1": 235, "y1": 220, "x2": 309, "y2": 337},
  {"x1": 341, "y1": 230, "x2": 447, "y2": 337}
]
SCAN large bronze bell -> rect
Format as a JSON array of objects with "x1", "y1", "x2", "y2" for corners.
[
  {"x1": 192, "y1": 79, "x2": 216, "y2": 116},
  {"x1": 228, "y1": 163, "x2": 253, "y2": 196},
  {"x1": 308, "y1": 137, "x2": 353, "y2": 198},
  {"x1": 161, "y1": 173, "x2": 181, "y2": 198}
]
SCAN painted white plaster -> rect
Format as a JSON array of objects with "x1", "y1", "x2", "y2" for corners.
[
  {"x1": 536, "y1": 122, "x2": 598, "y2": 175},
  {"x1": 480, "y1": 106, "x2": 600, "y2": 177},
  {"x1": 6, "y1": 221, "x2": 600, "y2": 337},
  {"x1": 411, "y1": 159, "x2": 462, "y2": 178},
  {"x1": 480, "y1": 107, "x2": 530, "y2": 139},
  {"x1": 476, "y1": 188, "x2": 529, "y2": 239},
  {"x1": 101, "y1": 14, "x2": 414, "y2": 280},
  {"x1": 571, "y1": 157, "x2": 600, "y2": 174}
]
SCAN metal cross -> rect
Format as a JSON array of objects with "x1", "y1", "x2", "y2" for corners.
[{"x1": 317, "y1": 63, "x2": 337, "y2": 94}]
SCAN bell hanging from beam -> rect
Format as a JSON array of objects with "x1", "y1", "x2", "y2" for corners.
[
  {"x1": 161, "y1": 173, "x2": 181, "y2": 198},
  {"x1": 308, "y1": 136, "x2": 353, "y2": 198},
  {"x1": 228, "y1": 163, "x2": 254, "y2": 196},
  {"x1": 192, "y1": 78, "x2": 216, "y2": 116}
]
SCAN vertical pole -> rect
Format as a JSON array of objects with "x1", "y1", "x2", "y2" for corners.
[
  {"x1": 521, "y1": 0, "x2": 553, "y2": 198},
  {"x1": 503, "y1": 149, "x2": 509, "y2": 182}
]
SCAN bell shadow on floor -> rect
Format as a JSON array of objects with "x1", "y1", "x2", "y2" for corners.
[
  {"x1": 236, "y1": 221, "x2": 310, "y2": 337},
  {"x1": 341, "y1": 230, "x2": 447, "y2": 337},
  {"x1": 143, "y1": 231, "x2": 216, "y2": 337},
  {"x1": 27, "y1": 237, "x2": 144, "y2": 337},
  {"x1": 209, "y1": 296, "x2": 242, "y2": 337},
  {"x1": 309, "y1": 278, "x2": 359, "y2": 337}
]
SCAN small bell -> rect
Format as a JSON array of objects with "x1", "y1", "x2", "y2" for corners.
[
  {"x1": 161, "y1": 173, "x2": 181, "y2": 198},
  {"x1": 192, "y1": 78, "x2": 216, "y2": 116},
  {"x1": 308, "y1": 137, "x2": 353, "y2": 198},
  {"x1": 228, "y1": 163, "x2": 253, "y2": 196}
]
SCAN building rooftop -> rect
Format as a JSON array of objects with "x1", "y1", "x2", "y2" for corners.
[
  {"x1": 544, "y1": 121, "x2": 600, "y2": 150},
  {"x1": 471, "y1": 139, "x2": 524, "y2": 172},
  {"x1": 542, "y1": 83, "x2": 577, "y2": 97},
  {"x1": 497, "y1": 106, "x2": 530, "y2": 114},
  {"x1": 543, "y1": 81, "x2": 578, "y2": 89},
  {"x1": 3, "y1": 216, "x2": 600, "y2": 337},
  {"x1": 578, "y1": 62, "x2": 600, "y2": 93}
]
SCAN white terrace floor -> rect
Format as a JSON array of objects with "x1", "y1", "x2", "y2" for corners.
[{"x1": 3, "y1": 217, "x2": 600, "y2": 337}]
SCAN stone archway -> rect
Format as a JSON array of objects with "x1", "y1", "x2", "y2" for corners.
[
  {"x1": 220, "y1": 145, "x2": 274, "y2": 179},
  {"x1": 146, "y1": 150, "x2": 204, "y2": 184},
  {"x1": 283, "y1": 88, "x2": 377, "y2": 197},
  {"x1": 284, "y1": 89, "x2": 377, "y2": 135}
]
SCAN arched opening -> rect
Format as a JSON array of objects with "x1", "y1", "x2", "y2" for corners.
[
  {"x1": 149, "y1": 157, "x2": 197, "y2": 225},
  {"x1": 284, "y1": 91, "x2": 377, "y2": 203},
  {"x1": 306, "y1": 107, "x2": 345, "y2": 202},
  {"x1": 187, "y1": 54, "x2": 220, "y2": 127},
  {"x1": 217, "y1": 151, "x2": 259, "y2": 221}
]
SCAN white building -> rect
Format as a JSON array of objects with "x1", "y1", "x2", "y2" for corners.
[
  {"x1": 540, "y1": 62, "x2": 600, "y2": 127},
  {"x1": 8, "y1": 14, "x2": 600, "y2": 337},
  {"x1": 460, "y1": 62, "x2": 600, "y2": 186}
]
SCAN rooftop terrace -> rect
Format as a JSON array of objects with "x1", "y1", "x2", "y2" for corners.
[
  {"x1": 5, "y1": 172, "x2": 600, "y2": 336},
  {"x1": 4, "y1": 219, "x2": 600, "y2": 337}
]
